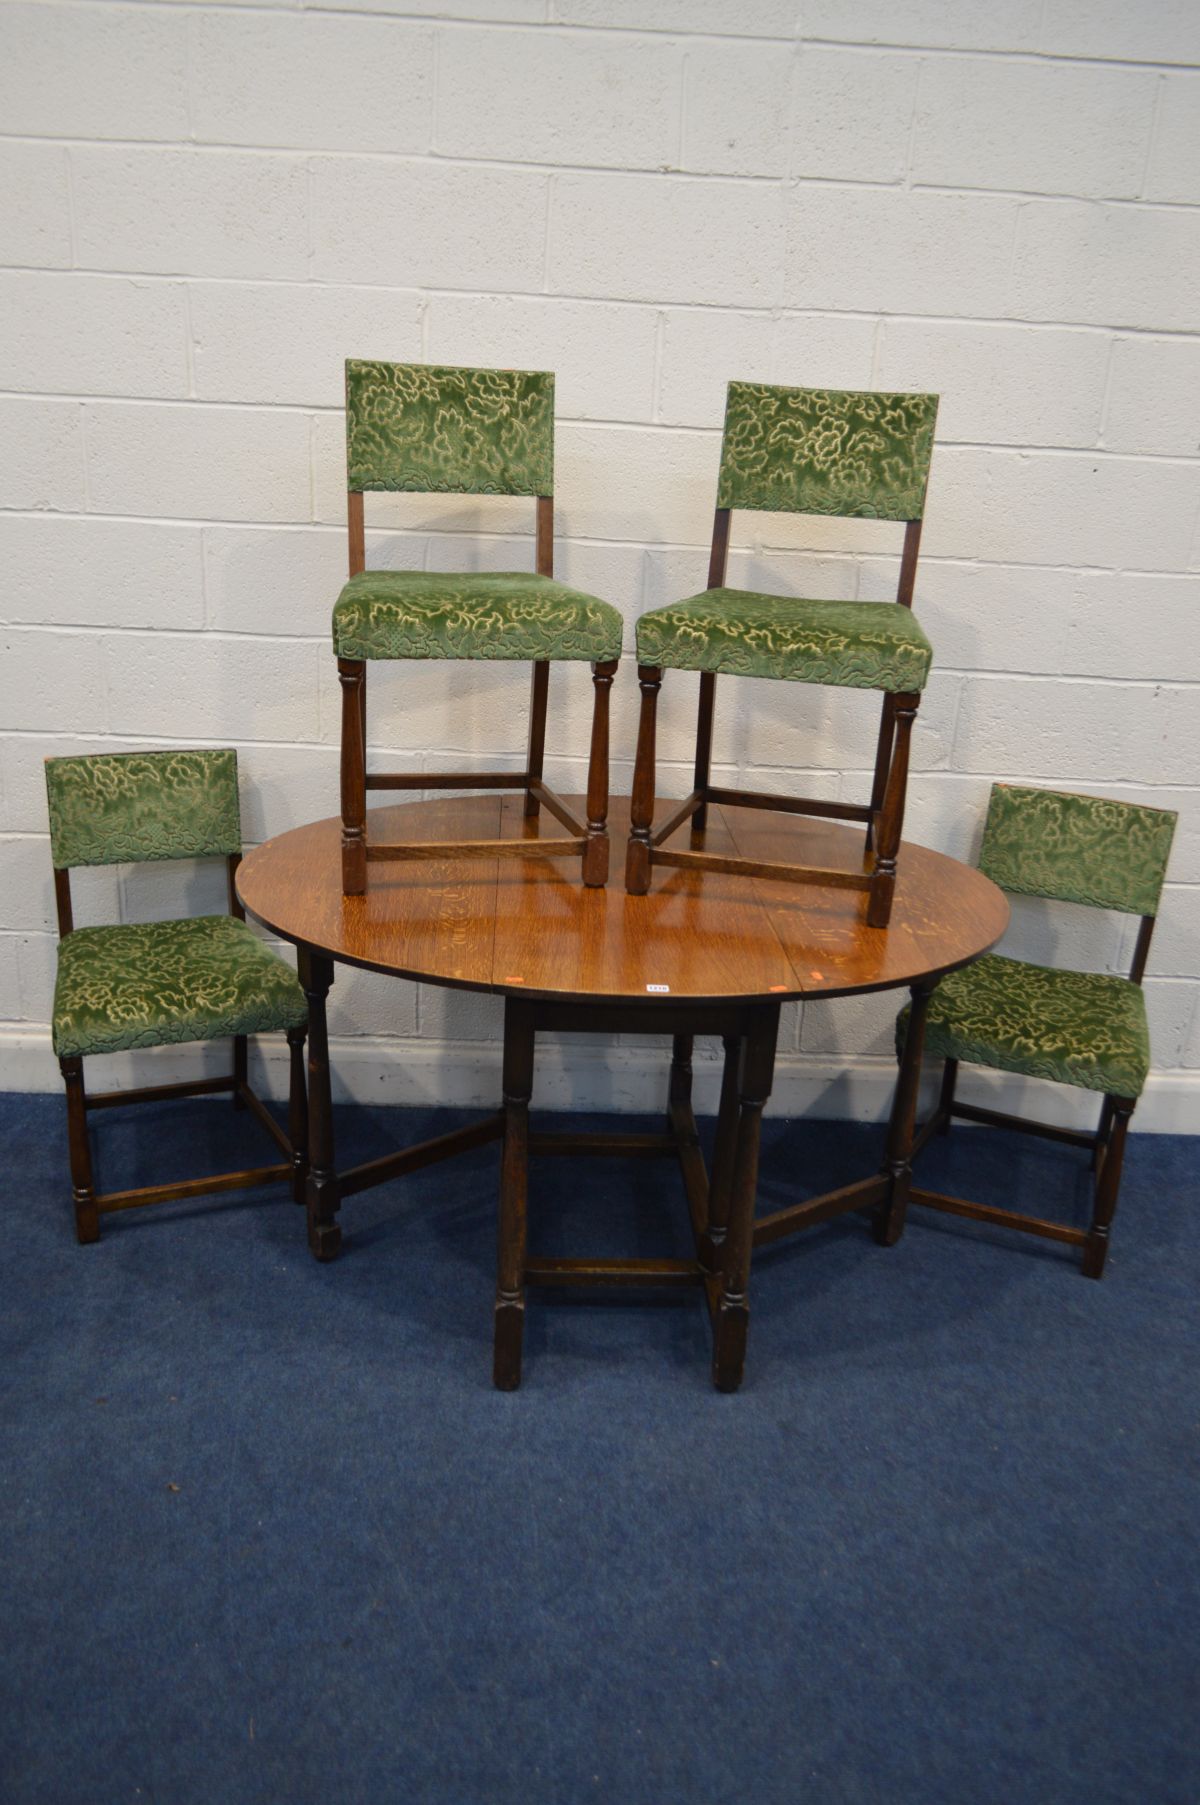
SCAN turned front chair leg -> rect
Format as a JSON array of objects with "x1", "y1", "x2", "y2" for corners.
[
  {"x1": 865, "y1": 693, "x2": 897, "y2": 855},
  {"x1": 583, "y1": 658, "x2": 618, "y2": 887},
  {"x1": 712, "y1": 1008, "x2": 778, "y2": 1393},
  {"x1": 286, "y1": 1024, "x2": 309, "y2": 1206},
  {"x1": 338, "y1": 658, "x2": 367, "y2": 896},
  {"x1": 692, "y1": 671, "x2": 717, "y2": 840},
  {"x1": 1083, "y1": 1096, "x2": 1134, "y2": 1280},
  {"x1": 877, "y1": 979, "x2": 936, "y2": 1247},
  {"x1": 494, "y1": 999, "x2": 535, "y2": 1390},
  {"x1": 61, "y1": 1055, "x2": 99, "y2": 1245},
  {"x1": 625, "y1": 664, "x2": 662, "y2": 895},
  {"x1": 299, "y1": 950, "x2": 341, "y2": 1261},
  {"x1": 868, "y1": 691, "x2": 919, "y2": 929},
  {"x1": 524, "y1": 660, "x2": 550, "y2": 820}
]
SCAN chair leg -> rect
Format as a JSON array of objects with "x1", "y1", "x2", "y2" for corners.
[
  {"x1": 583, "y1": 658, "x2": 618, "y2": 887},
  {"x1": 1083, "y1": 1096, "x2": 1134, "y2": 1280},
  {"x1": 286, "y1": 1024, "x2": 308, "y2": 1206},
  {"x1": 877, "y1": 979, "x2": 936, "y2": 1247},
  {"x1": 937, "y1": 1057, "x2": 958, "y2": 1135},
  {"x1": 494, "y1": 1000, "x2": 535, "y2": 1390},
  {"x1": 231, "y1": 1034, "x2": 247, "y2": 1107},
  {"x1": 625, "y1": 664, "x2": 662, "y2": 895},
  {"x1": 712, "y1": 1009, "x2": 777, "y2": 1394},
  {"x1": 867, "y1": 691, "x2": 919, "y2": 929},
  {"x1": 865, "y1": 693, "x2": 897, "y2": 855},
  {"x1": 60, "y1": 1056, "x2": 99, "y2": 1245},
  {"x1": 692, "y1": 671, "x2": 717, "y2": 839},
  {"x1": 338, "y1": 657, "x2": 367, "y2": 896},
  {"x1": 524, "y1": 660, "x2": 550, "y2": 820}
]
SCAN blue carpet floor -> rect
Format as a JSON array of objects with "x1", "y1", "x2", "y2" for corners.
[{"x1": 1, "y1": 1089, "x2": 1197, "y2": 1805}]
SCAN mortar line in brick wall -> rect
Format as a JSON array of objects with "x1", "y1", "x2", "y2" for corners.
[
  {"x1": 1096, "y1": 334, "x2": 1119, "y2": 449},
  {"x1": 902, "y1": 53, "x2": 924, "y2": 193},
  {"x1": 542, "y1": 174, "x2": 553, "y2": 295},
  {"x1": 63, "y1": 146, "x2": 79, "y2": 271},
  {"x1": 10, "y1": 131, "x2": 1200, "y2": 212},
  {"x1": 77, "y1": 402, "x2": 91, "y2": 515},
  {"x1": 1138, "y1": 73, "x2": 1168, "y2": 201},
  {"x1": 911, "y1": 182, "x2": 1200, "y2": 214},
  {"x1": 182, "y1": 8, "x2": 197, "y2": 144},
  {"x1": 70, "y1": 0, "x2": 1200, "y2": 71},
  {"x1": 7, "y1": 392, "x2": 1200, "y2": 468},
  {"x1": 5, "y1": 623, "x2": 1200, "y2": 693},
  {"x1": 794, "y1": 37, "x2": 1200, "y2": 74},
  {"x1": 182, "y1": 282, "x2": 196, "y2": 399},
  {"x1": 304, "y1": 156, "x2": 315, "y2": 280},
  {"x1": 3, "y1": 512, "x2": 1199, "y2": 585},
  {"x1": 677, "y1": 48, "x2": 688, "y2": 173},
  {"x1": 429, "y1": 23, "x2": 440, "y2": 158},
  {"x1": 4, "y1": 264, "x2": 1200, "y2": 344}
]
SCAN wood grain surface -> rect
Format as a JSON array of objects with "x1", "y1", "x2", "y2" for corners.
[{"x1": 238, "y1": 795, "x2": 1008, "y2": 1003}]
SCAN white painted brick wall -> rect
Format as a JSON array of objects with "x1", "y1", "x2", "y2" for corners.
[{"x1": 1, "y1": 0, "x2": 1197, "y2": 1127}]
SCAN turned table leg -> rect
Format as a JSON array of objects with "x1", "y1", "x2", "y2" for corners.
[
  {"x1": 704, "y1": 1034, "x2": 742, "y2": 1280},
  {"x1": 712, "y1": 1006, "x2": 778, "y2": 1393},
  {"x1": 876, "y1": 978, "x2": 936, "y2": 1247},
  {"x1": 299, "y1": 949, "x2": 342, "y2": 1261},
  {"x1": 286, "y1": 1024, "x2": 309, "y2": 1206},
  {"x1": 494, "y1": 998, "x2": 535, "y2": 1390}
]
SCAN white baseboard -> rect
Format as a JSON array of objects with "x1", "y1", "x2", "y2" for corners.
[{"x1": 2, "y1": 1025, "x2": 1197, "y2": 1133}]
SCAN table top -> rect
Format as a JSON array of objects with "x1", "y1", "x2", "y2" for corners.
[{"x1": 238, "y1": 795, "x2": 1009, "y2": 1005}]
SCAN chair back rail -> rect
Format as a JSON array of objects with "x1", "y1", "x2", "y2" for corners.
[
  {"x1": 705, "y1": 384, "x2": 937, "y2": 608},
  {"x1": 344, "y1": 360, "x2": 556, "y2": 577},
  {"x1": 977, "y1": 783, "x2": 1177, "y2": 985},
  {"x1": 45, "y1": 748, "x2": 245, "y2": 936}
]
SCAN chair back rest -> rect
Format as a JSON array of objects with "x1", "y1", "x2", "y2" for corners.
[
  {"x1": 978, "y1": 784, "x2": 1176, "y2": 917},
  {"x1": 45, "y1": 749, "x2": 243, "y2": 870},
  {"x1": 716, "y1": 382, "x2": 938, "y2": 521},
  {"x1": 345, "y1": 361, "x2": 555, "y2": 498}
]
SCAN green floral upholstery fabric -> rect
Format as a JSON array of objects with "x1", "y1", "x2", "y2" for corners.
[
  {"x1": 333, "y1": 570, "x2": 623, "y2": 664},
  {"x1": 346, "y1": 361, "x2": 554, "y2": 497},
  {"x1": 635, "y1": 589, "x2": 931, "y2": 691},
  {"x1": 53, "y1": 916, "x2": 307, "y2": 1060},
  {"x1": 45, "y1": 749, "x2": 242, "y2": 870},
  {"x1": 979, "y1": 785, "x2": 1177, "y2": 917},
  {"x1": 897, "y1": 955, "x2": 1150, "y2": 1099},
  {"x1": 717, "y1": 384, "x2": 938, "y2": 520}
]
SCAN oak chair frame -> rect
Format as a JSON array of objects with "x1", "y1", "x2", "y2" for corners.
[
  {"x1": 880, "y1": 889, "x2": 1163, "y2": 1281},
  {"x1": 626, "y1": 506, "x2": 924, "y2": 929},
  {"x1": 54, "y1": 851, "x2": 308, "y2": 1245},
  {"x1": 339, "y1": 488, "x2": 618, "y2": 895}
]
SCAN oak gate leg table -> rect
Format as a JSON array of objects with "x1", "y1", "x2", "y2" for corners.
[{"x1": 238, "y1": 796, "x2": 1007, "y2": 1391}]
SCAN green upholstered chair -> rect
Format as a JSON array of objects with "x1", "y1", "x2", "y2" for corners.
[
  {"x1": 886, "y1": 783, "x2": 1177, "y2": 1278},
  {"x1": 334, "y1": 361, "x2": 624, "y2": 893},
  {"x1": 45, "y1": 749, "x2": 309, "y2": 1244},
  {"x1": 626, "y1": 382, "x2": 939, "y2": 927}
]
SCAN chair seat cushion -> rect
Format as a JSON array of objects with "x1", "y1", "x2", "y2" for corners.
[
  {"x1": 635, "y1": 588, "x2": 932, "y2": 691},
  {"x1": 898, "y1": 954, "x2": 1150, "y2": 1098},
  {"x1": 332, "y1": 570, "x2": 623, "y2": 663},
  {"x1": 53, "y1": 916, "x2": 307, "y2": 1060}
]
